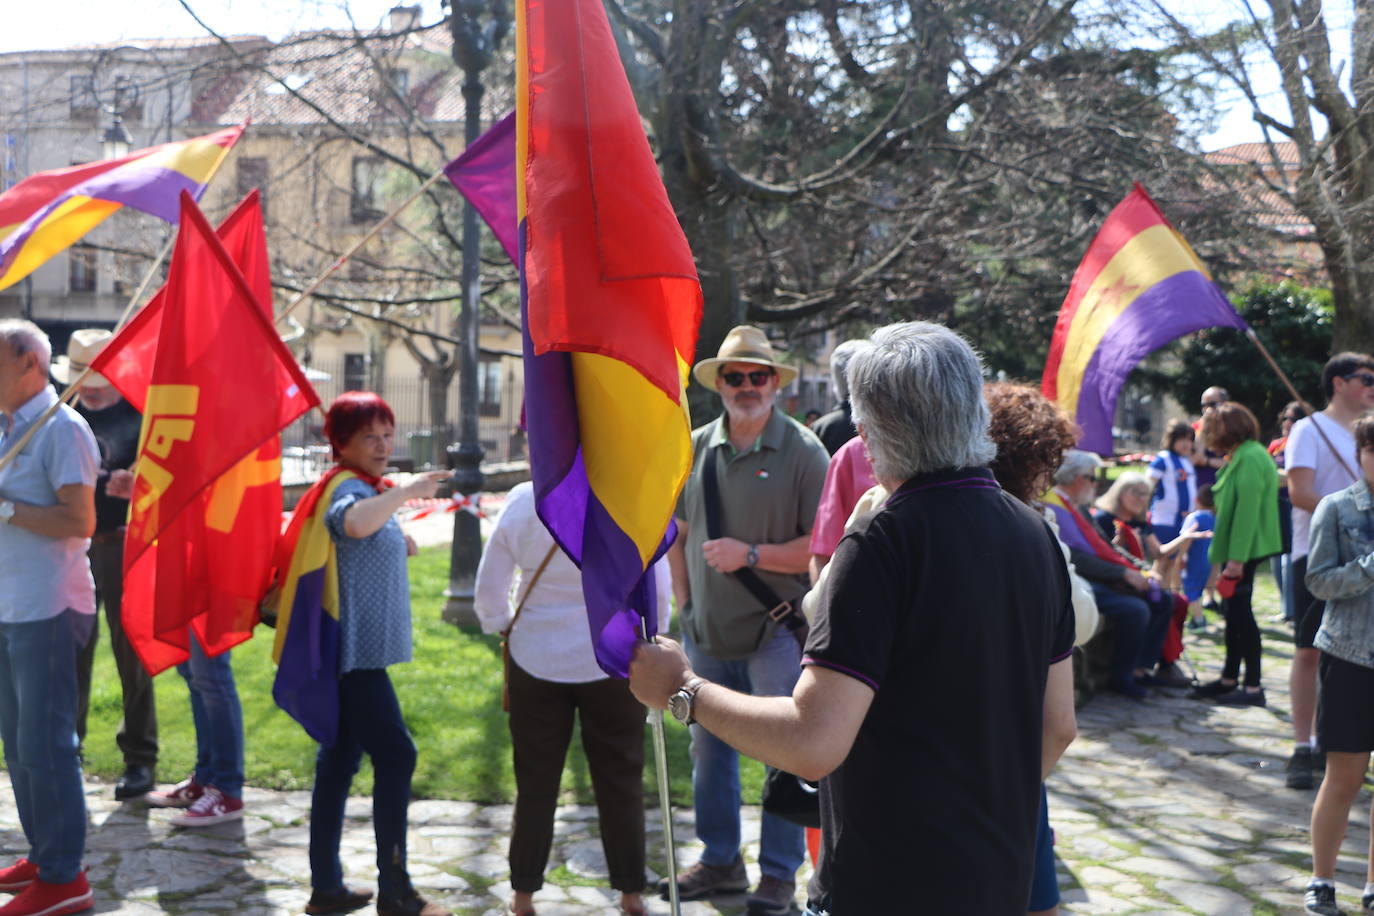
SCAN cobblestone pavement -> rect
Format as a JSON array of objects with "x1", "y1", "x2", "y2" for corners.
[{"x1": 5, "y1": 586, "x2": 1359, "y2": 915}]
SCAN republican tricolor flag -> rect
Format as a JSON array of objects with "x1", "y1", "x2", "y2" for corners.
[
  {"x1": 1041, "y1": 184, "x2": 1247, "y2": 454},
  {"x1": 0, "y1": 126, "x2": 244, "y2": 292},
  {"x1": 516, "y1": 0, "x2": 702, "y2": 676}
]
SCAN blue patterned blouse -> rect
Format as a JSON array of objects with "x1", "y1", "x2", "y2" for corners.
[{"x1": 325, "y1": 477, "x2": 413, "y2": 672}]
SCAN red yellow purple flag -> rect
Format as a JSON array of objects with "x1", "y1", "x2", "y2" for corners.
[
  {"x1": 518, "y1": 0, "x2": 702, "y2": 676},
  {"x1": 0, "y1": 126, "x2": 244, "y2": 291},
  {"x1": 1041, "y1": 183, "x2": 1247, "y2": 454},
  {"x1": 89, "y1": 190, "x2": 318, "y2": 674}
]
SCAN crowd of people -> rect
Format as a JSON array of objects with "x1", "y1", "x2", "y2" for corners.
[{"x1": 4, "y1": 313, "x2": 1374, "y2": 915}]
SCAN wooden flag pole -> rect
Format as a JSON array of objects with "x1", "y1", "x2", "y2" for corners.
[
  {"x1": 640, "y1": 621, "x2": 682, "y2": 916},
  {"x1": 273, "y1": 166, "x2": 447, "y2": 328},
  {"x1": 0, "y1": 140, "x2": 240, "y2": 476},
  {"x1": 1244, "y1": 328, "x2": 1356, "y2": 479}
]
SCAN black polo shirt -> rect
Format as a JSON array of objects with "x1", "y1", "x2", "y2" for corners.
[
  {"x1": 77, "y1": 396, "x2": 142, "y2": 535},
  {"x1": 803, "y1": 467, "x2": 1075, "y2": 914}
]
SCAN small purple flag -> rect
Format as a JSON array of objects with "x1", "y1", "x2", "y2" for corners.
[{"x1": 444, "y1": 112, "x2": 518, "y2": 265}]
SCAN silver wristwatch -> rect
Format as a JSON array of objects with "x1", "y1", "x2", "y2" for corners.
[
  {"x1": 667, "y1": 677, "x2": 707, "y2": 726},
  {"x1": 746, "y1": 543, "x2": 760, "y2": 567},
  {"x1": 0, "y1": 500, "x2": 14, "y2": 525}
]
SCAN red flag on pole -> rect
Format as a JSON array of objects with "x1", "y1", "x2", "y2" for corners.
[{"x1": 90, "y1": 190, "x2": 319, "y2": 674}]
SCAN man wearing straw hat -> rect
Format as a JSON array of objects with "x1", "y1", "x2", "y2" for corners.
[
  {"x1": 661, "y1": 326, "x2": 829, "y2": 914},
  {"x1": 0, "y1": 318, "x2": 98, "y2": 916},
  {"x1": 53, "y1": 329, "x2": 158, "y2": 802}
]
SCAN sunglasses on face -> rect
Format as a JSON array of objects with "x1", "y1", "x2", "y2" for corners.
[
  {"x1": 1282, "y1": 414, "x2": 1302, "y2": 422},
  {"x1": 1344, "y1": 372, "x2": 1374, "y2": 387},
  {"x1": 721, "y1": 369, "x2": 775, "y2": 388},
  {"x1": 1201, "y1": 400, "x2": 1225, "y2": 409}
]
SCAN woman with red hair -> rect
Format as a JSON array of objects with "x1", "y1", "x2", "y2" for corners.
[{"x1": 293, "y1": 392, "x2": 453, "y2": 916}]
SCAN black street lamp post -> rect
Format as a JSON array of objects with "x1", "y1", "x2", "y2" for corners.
[{"x1": 443, "y1": 0, "x2": 511, "y2": 626}]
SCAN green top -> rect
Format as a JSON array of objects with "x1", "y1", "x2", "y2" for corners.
[
  {"x1": 1208, "y1": 438, "x2": 1282, "y2": 565},
  {"x1": 676, "y1": 407, "x2": 830, "y2": 659}
]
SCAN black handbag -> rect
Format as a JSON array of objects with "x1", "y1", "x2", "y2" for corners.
[
  {"x1": 761, "y1": 765, "x2": 821, "y2": 828},
  {"x1": 700, "y1": 453, "x2": 810, "y2": 651}
]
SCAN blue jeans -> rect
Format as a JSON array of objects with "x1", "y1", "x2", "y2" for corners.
[
  {"x1": 175, "y1": 633, "x2": 244, "y2": 796},
  {"x1": 309, "y1": 669, "x2": 417, "y2": 899},
  {"x1": 683, "y1": 627, "x2": 806, "y2": 882},
  {"x1": 1090, "y1": 584, "x2": 1172, "y2": 684},
  {"x1": 0, "y1": 610, "x2": 92, "y2": 883}
]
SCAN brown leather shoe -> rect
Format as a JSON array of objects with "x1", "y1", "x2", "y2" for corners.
[
  {"x1": 305, "y1": 885, "x2": 373, "y2": 915},
  {"x1": 656, "y1": 855, "x2": 749, "y2": 901},
  {"x1": 375, "y1": 891, "x2": 452, "y2": 916}
]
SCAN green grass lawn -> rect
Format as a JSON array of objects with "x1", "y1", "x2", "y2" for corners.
[{"x1": 79, "y1": 547, "x2": 761, "y2": 807}]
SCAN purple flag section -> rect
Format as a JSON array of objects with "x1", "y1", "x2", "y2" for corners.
[
  {"x1": 1074, "y1": 271, "x2": 1247, "y2": 454},
  {"x1": 518, "y1": 234, "x2": 670, "y2": 676},
  {"x1": 444, "y1": 112, "x2": 518, "y2": 265}
]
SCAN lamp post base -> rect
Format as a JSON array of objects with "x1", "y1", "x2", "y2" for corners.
[{"x1": 442, "y1": 590, "x2": 480, "y2": 628}]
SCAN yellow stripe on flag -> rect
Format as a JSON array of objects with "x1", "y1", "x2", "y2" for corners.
[
  {"x1": 1054, "y1": 224, "x2": 1207, "y2": 419},
  {"x1": 573, "y1": 351, "x2": 692, "y2": 567},
  {"x1": 0, "y1": 196, "x2": 120, "y2": 290}
]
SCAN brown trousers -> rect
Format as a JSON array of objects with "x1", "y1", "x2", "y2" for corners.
[
  {"x1": 75, "y1": 536, "x2": 158, "y2": 768},
  {"x1": 507, "y1": 658, "x2": 647, "y2": 893}
]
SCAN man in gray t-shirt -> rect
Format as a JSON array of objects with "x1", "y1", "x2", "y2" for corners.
[{"x1": 662, "y1": 326, "x2": 828, "y2": 915}]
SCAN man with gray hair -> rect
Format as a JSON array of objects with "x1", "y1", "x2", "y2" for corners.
[
  {"x1": 808, "y1": 339, "x2": 867, "y2": 456},
  {"x1": 633, "y1": 321, "x2": 1077, "y2": 913},
  {"x1": 0, "y1": 319, "x2": 98, "y2": 916}
]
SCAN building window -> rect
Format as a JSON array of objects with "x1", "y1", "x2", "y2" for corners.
[
  {"x1": 350, "y1": 156, "x2": 385, "y2": 224},
  {"x1": 343, "y1": 353, "x2": 367, "y2": 391},
  {"x1": 385, "y1": 68, "x2": 409, "y2": 95},
  {"x1": 478, "y1": 358, "x2": 502, "y2": 417},
  {"x1": 70, "y1": 75, "x2": 97, "y2": 119},
  {"x1": 236, "y1": 156, "x2": 268, "y2": 219},
  {"x1": 113, "y1": 253, "x2": 143, "y2": 297},
  {"x1": 69, "y1": 246, "x2": 97, "y2": 293}
]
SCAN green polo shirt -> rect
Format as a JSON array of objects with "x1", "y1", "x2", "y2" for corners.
[{"x1": 676, "y1": 407, "x2": 830, "y2": 659}]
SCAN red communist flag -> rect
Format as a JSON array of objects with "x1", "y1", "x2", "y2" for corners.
[{"x1": 89, "y1": 190, "x2": 318, "y2": 674}]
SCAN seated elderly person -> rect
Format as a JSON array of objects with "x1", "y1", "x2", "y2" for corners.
[
  {"x1": 1045, "y1": 452, "x2": 1174, "y2": 698},
  {"x1": 631, "y1": 321, "x2": 1077, "y2": 913},
  {"x1": 1092, "y1": 472, "x2": 1202, "y2": 689}
]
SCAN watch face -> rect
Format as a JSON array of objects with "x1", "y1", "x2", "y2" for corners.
[{"x1": 668, "y1": 691, "x2": 691, "y2": 724}]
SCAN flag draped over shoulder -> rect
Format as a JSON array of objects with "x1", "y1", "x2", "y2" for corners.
[
  {"x1": 444, "y1": 112, "x2": 517, "y2": 265},
  {"x1": 517, "y1": 0, "x2": 702, "y2": 677},
  {"x1": 1041, "y1": 183, "x2": 1248, "y2": 454},
  {"x1": 0, "y1": 125, "x2": 244, "y2": 292},
  {"x1": 89, "y1": 190, "x2": 318, "y2": 674},
  {"x1": 267, "y1": 468, "x2": 355, "y2": 746}
]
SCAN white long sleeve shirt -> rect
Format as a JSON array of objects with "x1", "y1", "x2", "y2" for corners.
[{"x1": 474, "y1": 481, "x2": 673, "y2": 683}]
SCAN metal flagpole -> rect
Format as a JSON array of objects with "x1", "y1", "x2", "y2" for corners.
[{"x1": 641, "y1": 623, "x2": 681, "y2": 916}]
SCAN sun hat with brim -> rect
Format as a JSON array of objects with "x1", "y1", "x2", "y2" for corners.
[
  {"x1": 692, "y1": 325, "x2": 798, "y2": 389},
  {"x1": 51, "y1": 328, "x2": 114, "y2": 388}
]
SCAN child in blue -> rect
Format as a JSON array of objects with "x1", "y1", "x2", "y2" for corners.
[
  {"x1": 1180, "y1": 485, "x2": 1217, "y2": 631},
  {"x1": 1148, "y1": 420, "x2": 1199, "y2": 589}
]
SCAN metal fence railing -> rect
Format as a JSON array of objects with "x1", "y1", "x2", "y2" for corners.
[{"x1": 281, "y1": 358, "x2": 526, "y2": 483}]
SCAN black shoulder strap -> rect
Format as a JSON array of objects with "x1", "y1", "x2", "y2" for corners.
[{"x1": 701, "y1": 446, "x2": 805, "y2": 630}]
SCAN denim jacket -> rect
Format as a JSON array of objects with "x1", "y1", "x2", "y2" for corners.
[{"x1": 1305, "y1": 480, "x2": 1374, "y2": 669}]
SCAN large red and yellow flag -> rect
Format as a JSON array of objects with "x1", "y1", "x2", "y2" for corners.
[{"x1": 90, "y1": 190, "x2": 318, "y2": 674}]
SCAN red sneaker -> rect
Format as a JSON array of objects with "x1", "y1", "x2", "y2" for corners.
[
  {"x1": 0, "y1": 859, "x2": 37, "y2": 893},
  {"x1": 144, "y1": 777, "x2": 204, "y2": 809},
  {"x1": 168, "y1": 786, "x2": 243, "y2": 827},
  {"x1": 0, "y1": 872, "x2": 92, "y2": 916}
]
